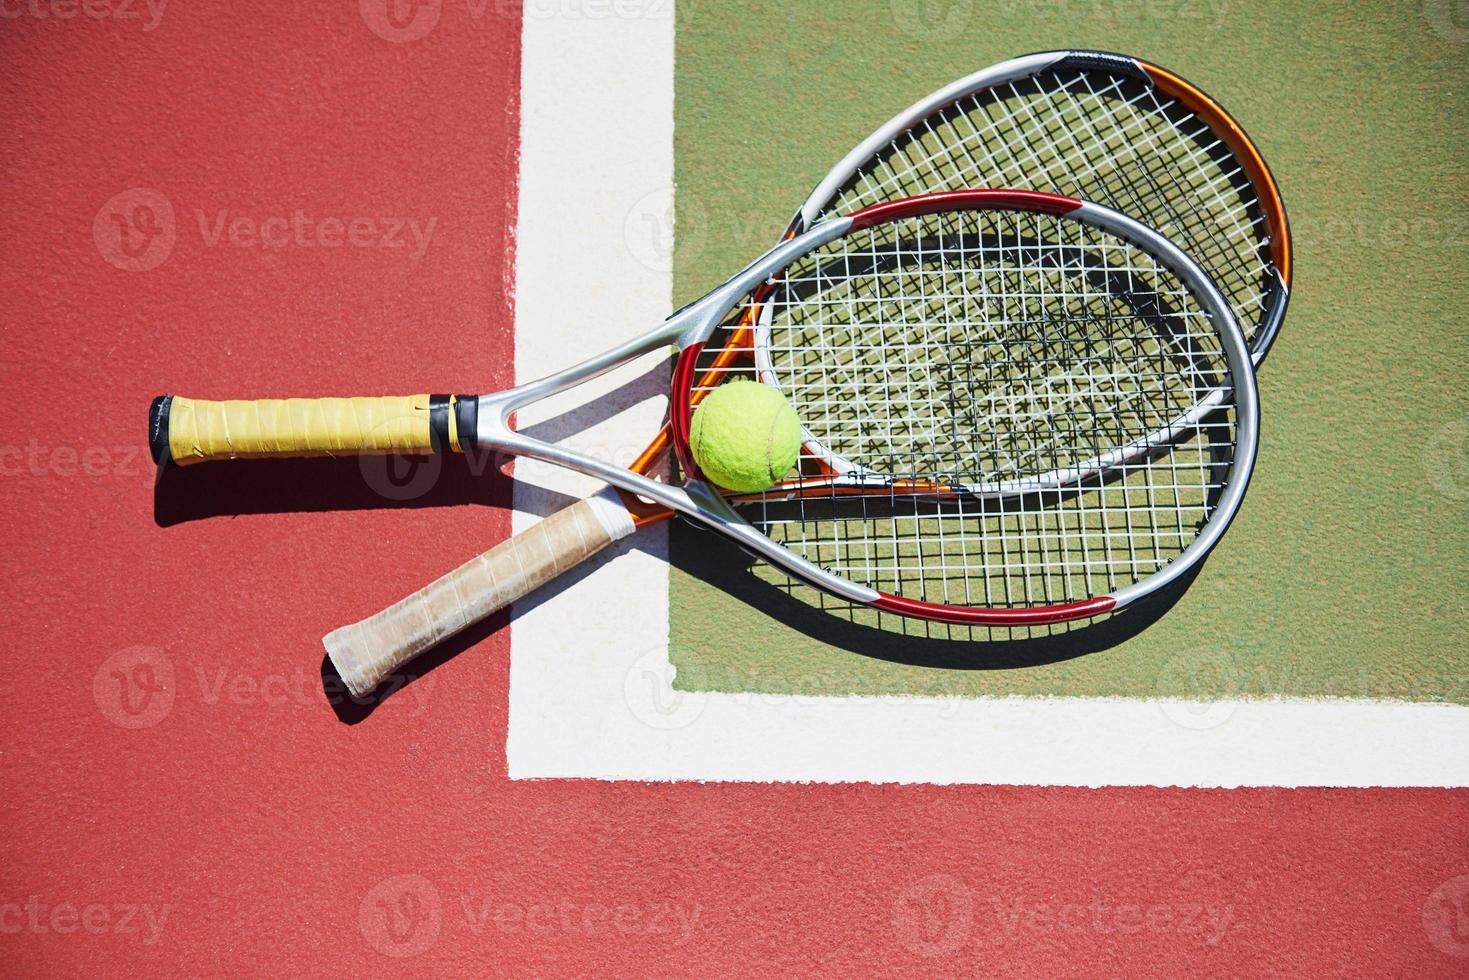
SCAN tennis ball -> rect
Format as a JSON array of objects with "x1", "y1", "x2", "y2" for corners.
[{"x1": 689, "y1": 380, "x2": 801, "y2": 492}]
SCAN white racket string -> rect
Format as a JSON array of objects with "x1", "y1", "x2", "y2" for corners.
[
  {"x1": 691, "y1": 208, "x2": 1239, "y2": 613},
  {"x1": 807, "y1": 67, "x2": 1276, "y2": 353}
]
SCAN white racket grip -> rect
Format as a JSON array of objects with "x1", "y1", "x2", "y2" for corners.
[{"x1": 323, "y1": 488, "x2": 637, "y2": 697}]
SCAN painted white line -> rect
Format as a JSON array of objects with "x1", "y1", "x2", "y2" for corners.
[
  {"x1": 531, "y1": 669, "x2": 1469, "y2": 787},
  {"x1": 506, "y1": 4, "x2": 676, "y2": 776},
  {"x1": 507, "y1": 7, "x2": 1469, "y2": 789}
]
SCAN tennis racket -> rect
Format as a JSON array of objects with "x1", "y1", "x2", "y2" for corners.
[
  {"x1": 339, "y1": 47, "x2": 1290, "y2": 635},
  {"x1": 787, "y1": 49, "x2": 1291, "y2": 363},
  {"x1": 549, "y1": 49, "x2": 1289, "y2": 534},
  {"x1": 152, "y1": 190, "x2": 1260, "y2": 695}
]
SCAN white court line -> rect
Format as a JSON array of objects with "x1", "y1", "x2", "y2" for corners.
[{"x1": 506, "y1": 6, "x2": 1469, "y2": 788}]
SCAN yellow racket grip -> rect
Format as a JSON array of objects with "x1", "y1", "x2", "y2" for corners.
[{"x1": 148, "y1": 393, "x2": 479, "y2": 465}]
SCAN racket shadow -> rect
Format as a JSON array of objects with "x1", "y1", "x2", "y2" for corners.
[
  {"x1": 152, "y1": 453, "x2": 509, "y2": 526},
  {"x1": 326, "y1": 498, "x2": 1207, "y2": 722},
  {"x1": 322, "y1": 605, "x2": 513, "y2": 724},
  {"x1": 321, "y1": 493, "x2": 655, "y2": 723},
  {"x1": 668, "y1": 521, "x2": 1206, "y2": 670}
]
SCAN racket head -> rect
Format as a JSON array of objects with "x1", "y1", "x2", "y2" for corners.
[
  {"x1": 786, "y1": 50, "x2": 1291, "y2": 365},
  {"x1": 663, "y1": 190, "x2": 1258, "y2": 626}
]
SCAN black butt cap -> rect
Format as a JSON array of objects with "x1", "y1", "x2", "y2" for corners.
[{"x1": 148, "y1": 395, "x2": 173, "y2": 465}]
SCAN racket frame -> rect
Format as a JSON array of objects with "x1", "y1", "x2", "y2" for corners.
[
  {"x1": 472, "y1": 189, "x2": 1259, "y2": 624},
  {"x1": 607, "y1": 48, "x2": 1289, "y2": 526},
  {"x1": 788, "y1": 49, "x2": 1292, "y2": 365},
  {"x1": 475, "y1": 208, "x2": 881, "y2": 606}
]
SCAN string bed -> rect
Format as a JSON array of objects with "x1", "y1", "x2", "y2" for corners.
[
  {"x1": 806, "y1": 67, "x2": 1275, "y2": 352},
  {"x1": 688, "y1": 206, "x2": 1239, "y2": 630}
]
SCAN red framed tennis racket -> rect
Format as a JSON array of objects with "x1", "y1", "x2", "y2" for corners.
[{"x1": 152, "y1": 190, "x2": 1259, "y2": 695}]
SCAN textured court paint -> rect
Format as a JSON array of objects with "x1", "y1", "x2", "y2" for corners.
[
  {"x1": 498, "y1": 3, "x2": 1469, "y2": 790},
  {"x1": 1, "y1": 2, "x2": 1466, "y2": 978},
  {"x1": 668, "y1": 0, "x2": 1469, "y2": 704},
  {"x1": 1, "y1": 0, "x2": 517, "y2": 973},
  {"x1": 516, "y1": 689, "x2": 1469, "y2": 786},
  {"x1": 503, "y1": 0, "x2": 679, "y2": 780}
]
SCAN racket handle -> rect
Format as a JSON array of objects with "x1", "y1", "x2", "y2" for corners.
[
  {"x1": 149, "y1": 393, "x2": 478, "y2": 465},
  {"x1": 322, "y1": 491, "x2": 637, "y2": 697}
]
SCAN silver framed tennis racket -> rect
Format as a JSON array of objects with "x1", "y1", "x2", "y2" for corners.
[
  {"x1": 151, "y1": 190, "x2": 1260, "y2": 694},
  {"x1": 787, "y1": 50, "x2": 1292, "y2": 364}
]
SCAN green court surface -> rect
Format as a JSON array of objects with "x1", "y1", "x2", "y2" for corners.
[{"x1": 668, "y1": 0, "x2": 1469, "y2": 702}]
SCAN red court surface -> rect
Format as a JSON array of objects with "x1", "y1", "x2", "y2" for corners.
[{"x1": 2, "y1": 2, "x2": 1466, "y2": 974}]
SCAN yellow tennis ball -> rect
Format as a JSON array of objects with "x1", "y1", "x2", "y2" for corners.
[{"x1": 689, "y1": 380, "x2": 801, "y2": 492}]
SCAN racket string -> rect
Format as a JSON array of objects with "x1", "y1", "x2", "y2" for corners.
[
  {"x1": 815, "y1": 67, "x2": 1276, "y2": 350},
  {"x1": 690, "y1": 208, "x2": 1240, "y2": 616}
]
